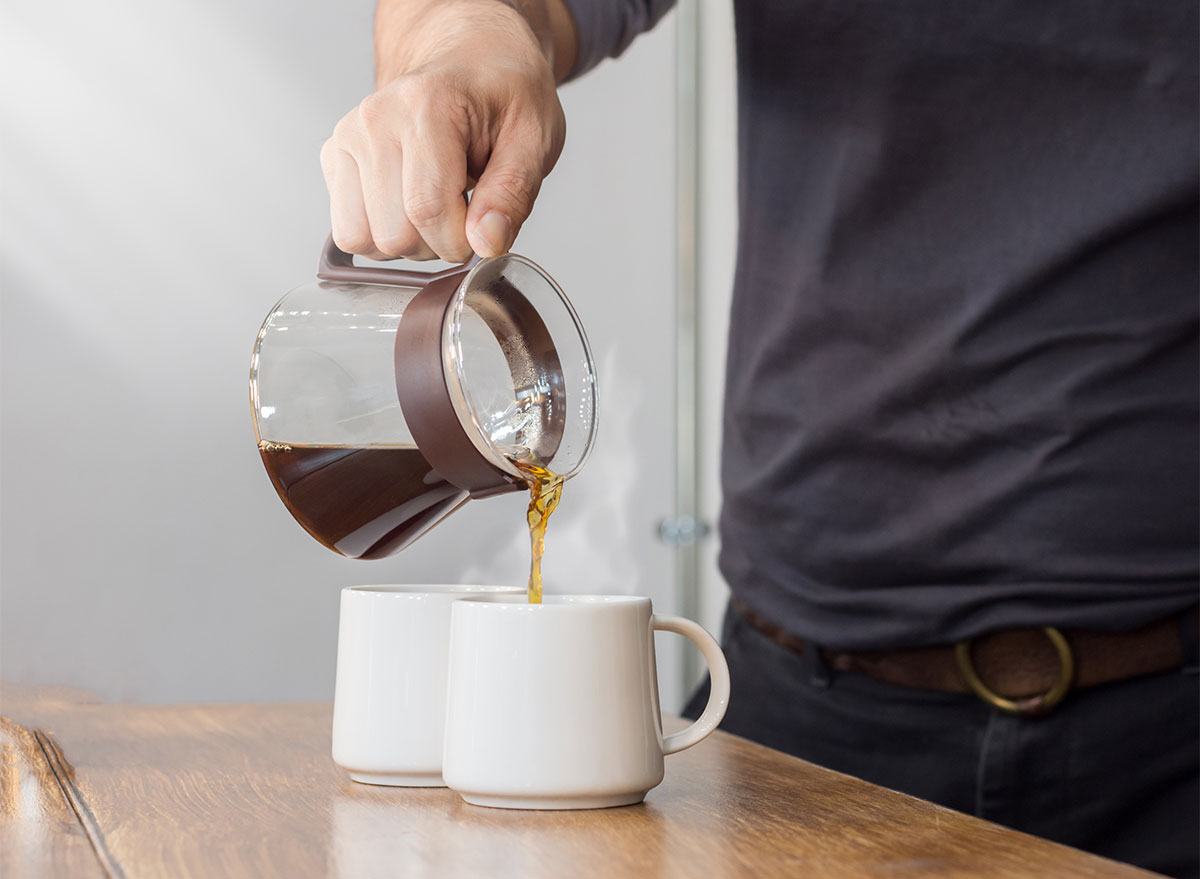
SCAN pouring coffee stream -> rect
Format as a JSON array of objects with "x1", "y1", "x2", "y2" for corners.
[
  {"x1": 250, "y1": 238, "x2": 596, "y2": 600},
  {"x1": 512, "y1": 459, "x2": 566, "y2": 604}
]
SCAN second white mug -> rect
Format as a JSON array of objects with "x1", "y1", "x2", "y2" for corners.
[
  {"x1": 331, "y1": 584, "x2": 524, "y2": 787},
  {"x1": 442, "y1": 594, "x2": 731, "y2": 809}
]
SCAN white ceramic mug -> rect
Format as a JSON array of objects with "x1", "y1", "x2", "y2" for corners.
[
  {"x1": 442, "y1": 594, "x2": 731, "y2": 810},
  {"x1": 332, "y1": 584, "x2": 524, "y2": 786}
]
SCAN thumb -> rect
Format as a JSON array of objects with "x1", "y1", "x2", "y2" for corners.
[{"x1": 466, "y1": 136, "x2": 545, "y2": 257}]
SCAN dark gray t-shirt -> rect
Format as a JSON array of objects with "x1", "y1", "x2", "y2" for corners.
[{"x1": 568, "y1": 0, "x2": 1199, "y2": 648}]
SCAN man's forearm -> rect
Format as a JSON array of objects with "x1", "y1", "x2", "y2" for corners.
[{"x1": 374, "y1": 0, "x2": 579, "y2": 86}]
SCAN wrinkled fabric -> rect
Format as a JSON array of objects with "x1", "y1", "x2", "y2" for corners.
[
  {"x1": 568, "y1": 0, "x2": 1199, "y2": 647},
  {"x1": 563, "y1": 0, "x2": 674, "y2": 77}
]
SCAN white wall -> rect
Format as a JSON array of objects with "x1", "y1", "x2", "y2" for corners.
[{"x1": 0, "y1": 1, "x2": 689, "y2": 705}]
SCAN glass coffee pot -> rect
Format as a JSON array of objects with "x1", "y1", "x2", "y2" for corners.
[{"x1": 250, "y1": 237, "x2": 597, "y2": 559}]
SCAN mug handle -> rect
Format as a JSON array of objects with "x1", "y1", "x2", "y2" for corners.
[{"x1": 652, "y1": 615, "x2": 731, "y2": 755}]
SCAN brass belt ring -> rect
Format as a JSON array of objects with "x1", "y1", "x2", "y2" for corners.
[{"x1": 954, "y1": 627, "x2": 1074, "y2": 717}]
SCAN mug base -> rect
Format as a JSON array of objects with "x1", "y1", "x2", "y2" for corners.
[
  {"x1": 348, "y1": 771, "x2": 446, "y2": 788},
  {"x1": 456, "y1": 790, "x2": 648, "y2": 810}
]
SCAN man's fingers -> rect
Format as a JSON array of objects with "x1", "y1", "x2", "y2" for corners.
[
  {"x1": 322, "y1": 61, "x2": 562, "y2": 263},
  {"x1": 355, "y1": 133, "x2": 438, "y2": 262},
  {"x1": 322, "y1": 143, "x2": 387, "y2": 259},
  {"x1": 400, "y1": 116, "x2": 473, "y2": 263},
  {"x1": 466, "y1": 133, "x2": 545, "y2": 257}
]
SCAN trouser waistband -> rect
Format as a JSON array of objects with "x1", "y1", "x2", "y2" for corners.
[{"x1": 729, "y1": 596, "x2": 1199, "y2": 716}]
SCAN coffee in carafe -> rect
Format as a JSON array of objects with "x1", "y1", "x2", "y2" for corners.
[{"x1": 258, "y1": 442, "x2": 466, "y2": 560}]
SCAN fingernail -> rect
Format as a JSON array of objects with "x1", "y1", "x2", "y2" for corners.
[{"x1": 473, "y1": 211, "x2": 511, "y2": 257}]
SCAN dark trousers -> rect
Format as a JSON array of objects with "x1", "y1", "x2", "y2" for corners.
[{"x1": 683, "y1": 602, "x2": 1200, "y2": 878}]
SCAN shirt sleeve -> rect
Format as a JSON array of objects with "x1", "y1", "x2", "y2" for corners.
[{"x1": 563, "y1": 0, "x2": 677, "y2": 78}]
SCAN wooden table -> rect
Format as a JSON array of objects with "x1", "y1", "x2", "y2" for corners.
[{"x1": 1, "y1": 683, "x2": 1158, "y2": 879}]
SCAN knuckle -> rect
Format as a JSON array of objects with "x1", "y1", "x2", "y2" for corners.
[
  {"x1": 332, "y1": 228, "x2": 375, "y2": 256},
  {"x1": 319, "y1": 139, "x2": 338, "y2": 175},
  {"x1": 437, "y1": 241, "x2": 475, "y2": 264},
  {"x1": 388, "y1": 74, "x2": 422, "y2": 102},
  {"x1": 403, "y1": 188, "x2": 452, "y2": 228},
  {"x1": 487, "y1": 168, "x2": 538, "y2": 213},
  {"x1": 356, "y1": 92, "x2": 393, "y2": 136},
  {"x1": 374, "y1": 229, "x2": 422, "y2": 259},
  {"x1": 331, "y1": 107, "x2": 361, "y2": 142}
]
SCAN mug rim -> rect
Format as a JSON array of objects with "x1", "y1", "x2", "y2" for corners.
[
  {"x1": 343, "y1": 584, "x2": 526, "y2": 597},
  {"x1": 454, "y1": 594, "x2": 651, "y2": 611}
]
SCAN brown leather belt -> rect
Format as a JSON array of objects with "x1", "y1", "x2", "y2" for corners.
[{"x1": 730, "y1": 596, "x2": 1197, "y2": 717}]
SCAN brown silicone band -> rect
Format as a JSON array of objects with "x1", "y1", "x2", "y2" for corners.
[{"x1": 394, "y1": 272, "x2": 521, "y2": 497}]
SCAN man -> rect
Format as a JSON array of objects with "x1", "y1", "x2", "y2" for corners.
[{"x1": 321, "y1": 1, "x2": 1199, "y2": 875}]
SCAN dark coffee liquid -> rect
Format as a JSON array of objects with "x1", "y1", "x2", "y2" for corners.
[{"x1": 258, "y1": 442, "x2": 468, "y2": 560}]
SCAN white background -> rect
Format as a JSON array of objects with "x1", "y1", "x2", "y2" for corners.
[{"x1": 0, "y1": 0, "x2": 737, "y2": 710}]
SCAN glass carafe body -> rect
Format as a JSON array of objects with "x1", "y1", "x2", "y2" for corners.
[{"x1": 250, "y1": 241, "x2": 596, "y2": 559}]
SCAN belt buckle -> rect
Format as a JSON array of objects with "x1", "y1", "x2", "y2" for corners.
[{"x1": 954, "y1": 627, "x2": 1075, "y2": 717}]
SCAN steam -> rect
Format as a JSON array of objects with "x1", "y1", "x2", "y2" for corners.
[{"x1": 458, "y1": 348, "x2": 642, "y2": 596}]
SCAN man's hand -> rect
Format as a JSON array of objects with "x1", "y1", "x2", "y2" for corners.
[{"x1": 321, "y1": 0, "x2": 576, "y2": 262}]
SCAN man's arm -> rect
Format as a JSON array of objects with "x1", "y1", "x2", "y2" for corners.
[
  {"x1": 322, "y1": 0, "x2": 576, "y2": 262},
  {"x1": 375, "y1": 0, "x2": 580, "y2": 87},
  {"x1": 322, "y1": 0, "x2": 672, "y2": 262}
]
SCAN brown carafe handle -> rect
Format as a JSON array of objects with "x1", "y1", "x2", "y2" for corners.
[{"x1": 317, "y1": 235, "x2": 478, "y2": 287}]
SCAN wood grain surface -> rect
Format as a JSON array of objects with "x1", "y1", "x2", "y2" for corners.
[
  {"x1": 0, "y1": 682, "x2": 1161, "y2": 879},
  {"x1": 1, "y1": 711, "x2": 106, "y2": 879}
]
